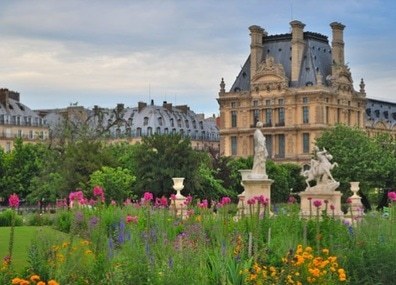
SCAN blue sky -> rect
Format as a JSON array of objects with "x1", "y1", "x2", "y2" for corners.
[{"x1": 1, "y1": 0, "x2": 395, "y2": 117}]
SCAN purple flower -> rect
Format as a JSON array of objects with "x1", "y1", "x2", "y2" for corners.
[{"x1": 313, "y1": 200, "x2": 322, "y2": 208}]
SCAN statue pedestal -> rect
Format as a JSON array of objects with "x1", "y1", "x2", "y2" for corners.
[
  {"x1": 345, "y1": 182, "x2": 364, "y2": 224},
  {"x1": 299, "y1": 182, "x2": 343, "y2": 219},
  {"x1": 237, "y1": 170, "x2": 273, "y2": 218}
]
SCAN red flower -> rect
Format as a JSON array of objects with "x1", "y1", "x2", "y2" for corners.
[
  {"x1": 330, "y1": 204, "x2": 335, "y2": 210},
  {"x1": 307, "y1": 197, "x2": 312, "y2": 201},
  {"x1": 346, "y1": 198, "x2": 352, "y2": 204},
  {"x1": 8, "y1": 193, "x2": 20, "y2": 208}
]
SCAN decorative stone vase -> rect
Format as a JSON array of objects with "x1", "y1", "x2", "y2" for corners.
[
  {"x1": 172, "y1": 177, "x2": 185, "y2": 199},
  {"x1": 350, "y1": 182, "x2": 360, "y2": 198}
]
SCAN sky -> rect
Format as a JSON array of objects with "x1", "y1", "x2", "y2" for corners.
[{"x1": 1, "y1": 0, "x2": 396, "y2": 117}]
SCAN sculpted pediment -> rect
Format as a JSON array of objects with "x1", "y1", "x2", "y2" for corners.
[{"x1": 251, "y1": 56, "x2": 288, "y2": 84}]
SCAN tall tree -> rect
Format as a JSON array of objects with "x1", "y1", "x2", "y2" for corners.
[
  {"x1": 315, "y1": 124, "x2": 396, "y2": 206},
  {"x1": 133, "y1": 134, "x2": 201, "y2": 197},
  {"x1": 0, "y1": 139, "x2": 47, "y2": 200}
]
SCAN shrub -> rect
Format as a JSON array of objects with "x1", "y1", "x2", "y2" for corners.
[{"x1": 0, "y1": 209, "x2": 23, "y2": 227}]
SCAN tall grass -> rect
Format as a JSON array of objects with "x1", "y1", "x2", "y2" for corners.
[{"x1": 1, "y1": 201, "x2": 395, "y2": 284}]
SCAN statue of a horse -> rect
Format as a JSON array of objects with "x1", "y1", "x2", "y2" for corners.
[{"x1": 303, "y1": 153, "x2": 338, "y2": 188}]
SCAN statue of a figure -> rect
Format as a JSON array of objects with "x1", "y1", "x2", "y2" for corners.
[
  {"x1": 303, "y1": 146, "x2": 338, "y2": 188},
  {"x1": 252, "y1": 121, "x2": 268, "y2": 176}
]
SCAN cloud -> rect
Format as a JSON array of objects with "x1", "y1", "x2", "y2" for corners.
[{"x1": 1, "y1": 0, "x2": 396, "y2": 115}]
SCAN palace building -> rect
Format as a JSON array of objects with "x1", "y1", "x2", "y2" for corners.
[{"x1": 217, "y1": 20, "x2": 396, "y2": 166}]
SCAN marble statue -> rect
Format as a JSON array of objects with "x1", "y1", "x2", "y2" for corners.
[
  {"x1": 303, "y1": 146, "x2": 338, "y2": 188},
  {"x1": 252, "y1": 121, "x2": 268, "y2": 176}
]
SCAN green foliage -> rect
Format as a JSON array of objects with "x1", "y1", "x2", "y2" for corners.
[
  {"x1": 0, "y1": 139, "x2": 48, "y2": 200},
  {"x1": 133, "y1": 134, "x2": 202, "y2": 197},
  {"x1": 53, "y1": 210, "x2": 72, "y2": 233},
  {"x1": 57, "y1": 139, "x2": 116, "y2": 196},
  {"x1": 194, "y1": 163, "x2": 235, "y2": 201},
  {"x1": 0, "y1": 210, "x2": 23, "y2": 227},
  {"x1": 89, "y1": 166, "x2": 136, "y2": 204},
  {"x1": 315, "y1": 124, "x2": 396, "y2": 201}
]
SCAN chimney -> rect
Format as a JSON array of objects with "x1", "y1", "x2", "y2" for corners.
[
  {"x1": 290, "y1": 20, "x2": 305, "y2": 83},
  {"x1": 0, "y1": 88, "x2": 10, "y2": 110},
  {"x1": 138, "y1": 101, "x2": 147, "y2": 112},
  {"x1": 249, "y1": 25, "x2": 265, "y2": 80},
  {"x1": 163, "y1": 101, "x2": 172, "y2": 111},
  {"x1": 330, "y1": 22, "x2": 345, "y2": 66}
]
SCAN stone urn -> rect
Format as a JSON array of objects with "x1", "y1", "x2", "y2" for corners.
[{"x1": 172, "y1": 177, "x2": 185, "y2": 198}]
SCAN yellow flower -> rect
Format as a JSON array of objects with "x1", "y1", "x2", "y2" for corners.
[
  {"x1": 305, "y1": 246, "x2": 313, "y2": 253},
  {"x1": 322, "y1": 248, "x2": 329, "y2": 255},
  {"x1": 80, "y1": 240, "x2": 90, "y2": 246},
  {"x1": 30, "y1": 275, "x2": 40, "y2": 282}
]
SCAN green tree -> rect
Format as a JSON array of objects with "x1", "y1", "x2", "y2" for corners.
[
  {"x1": 315, "y1": 124, "x2": 395, "y2": 207},
  {"x1": 89, "y1": 166, "x2": 136, "y2": 204},
  {"x1": 0, "y1": 139, "x2": 47, "y2": 200},
  {"x1": 57, "y1": 138, "x2": 116, "y2": 197},
  {"x1": 133, "y1": 134, "x2": 201, "y2": 197}
]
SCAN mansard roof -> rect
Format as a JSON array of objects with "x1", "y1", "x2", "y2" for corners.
[
  {"x1": 43, "y1": 100, "x2": 219, "y2": 141},
  {"x1": 366, "y1": 98, "x2": 396, "y2": 126},
  {"x1": 230, "y1": 31, "x2": 333, "y2": 92}
]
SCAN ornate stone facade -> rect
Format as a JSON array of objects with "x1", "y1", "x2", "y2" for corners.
[{"x1": 217, "y1": 20, "x2": 396, "y2": 167}]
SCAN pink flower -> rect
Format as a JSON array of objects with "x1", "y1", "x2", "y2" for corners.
[
  {"x1": 388, "y1": 191, "x2": 396, "y2": 202},
  {"x1": 170, "y1": 194, "x2": 176, "y2": 201},
  {"x1": 346, "y1": 198, "x2": 352, "y2": 204},
  {"x1": 110, "y1": 200, "x2": 117, "y2": 206},
  {"x1": 184, "y1": 195, "x2": 193, "y2": 205},
  {"x1": 220, "y1": 197, "x2": 231, "y2": 205},
  {"x1": 69, "y1": 190, "x2": 84, "y2": 202},
  {"x1": 93, "y1": 186, "x2": 104, "y2": 197},
  {"x1": 143, "y1": 192, "x2": 153, "y2": 202},
  {"x1": 313, "y1": 200, "x2": 322, "y2": 208},
  {"x1": 155, "y1": 196, "x2": 168, "y2": 207},
  {"x1": 247, "y1": 198, "x2": 256, "y2": 205},
  {"x1": 198, "y1": 199, "x2": 208, "y2": 208},
  {"x1": 287, "y1": 196, "x2": 296, "y2": 204},
  {"x1": 123, "y1": 198, "x2": 132, "y2": 206},
  {"x1": 126, "y1": 215, "x2": 138, "y2": 224},
  {"x1": 8, "y1": 193, "x2": 20, "y2": 208},
  {"x1": 255, "y1": 195, "x2": 268, "y2": 205}
]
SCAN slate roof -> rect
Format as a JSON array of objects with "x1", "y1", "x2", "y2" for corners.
[{"x1": 230, "y1": 32, "x2": 332, "y2": 92}]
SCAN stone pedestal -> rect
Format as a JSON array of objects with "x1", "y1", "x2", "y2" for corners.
[
  {"x1": 237, "y1": 170, "x2": 273, "y2": 218},
  {"x1": 299, "y1": 182, "x2": 343, "y2": 219},
  {"x1": 170, "y1": 177, "x2": 187, "y2": 218}
]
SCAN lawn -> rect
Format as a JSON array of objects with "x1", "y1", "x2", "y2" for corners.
[{"x1": 0, "y1": 226, "x2": 68, "y2": 272}]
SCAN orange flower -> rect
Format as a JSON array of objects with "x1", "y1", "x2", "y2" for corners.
[
  {"x1": 30, "y1": 275, "x2": 40, "y2": 282},
  {"x1": 48, "y1": 280, "x2": 60, "y2": 285}
]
